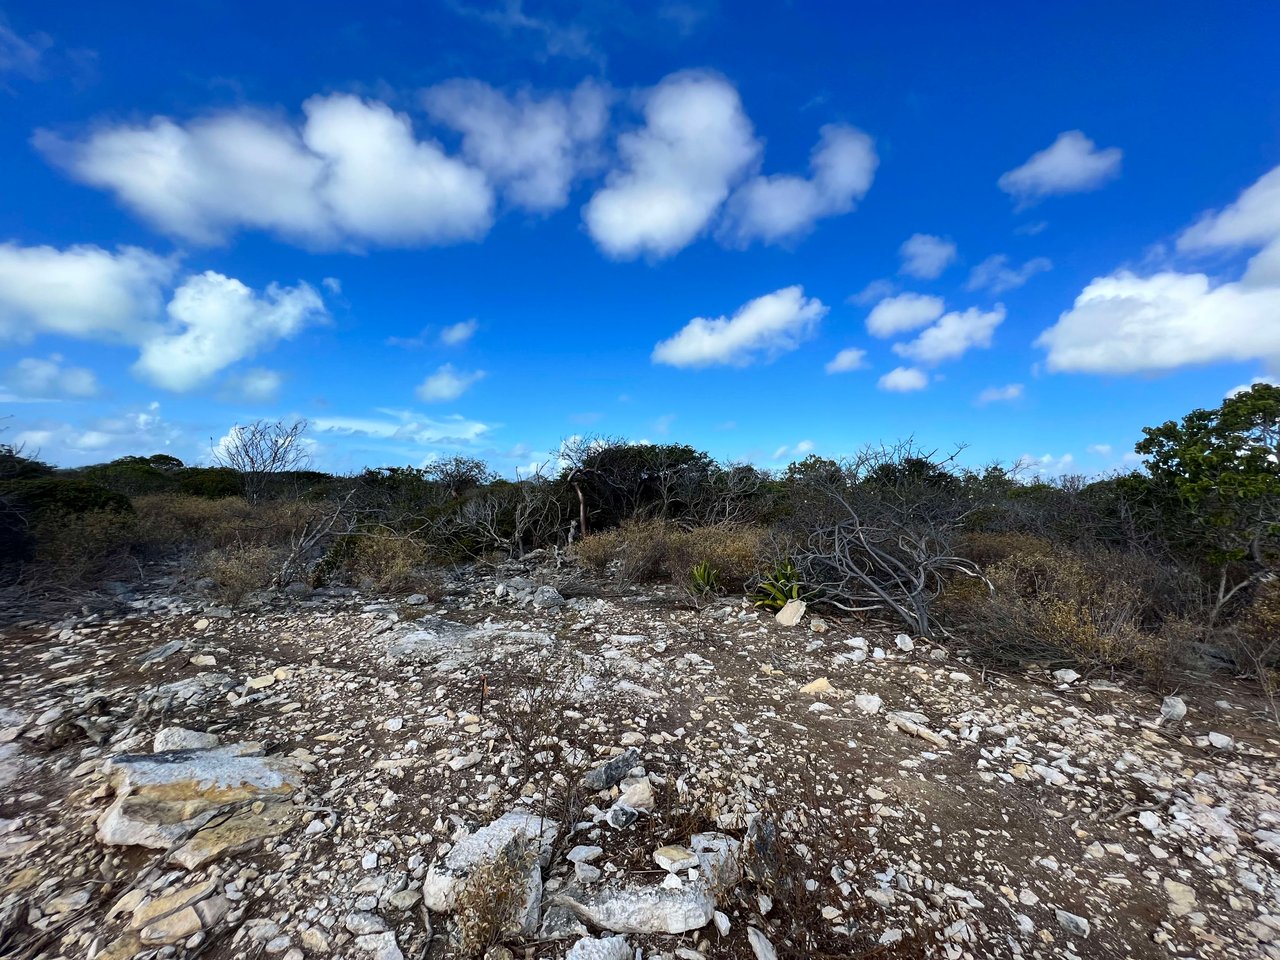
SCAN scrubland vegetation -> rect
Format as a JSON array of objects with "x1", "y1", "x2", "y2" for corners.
[{"x1": 2, "y1": 384, "x2": 1277, "y2": 701}]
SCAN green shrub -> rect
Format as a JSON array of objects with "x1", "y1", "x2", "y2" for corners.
[
  {"x1": 177, "y1": 467, "x2": 245, "y2": 499},
  {"x1": 689, "y1": 560, "x2": 720, "y2": 597},
  {"x1": 1, "y1": 477, "x2": 132, "y2": 519}
]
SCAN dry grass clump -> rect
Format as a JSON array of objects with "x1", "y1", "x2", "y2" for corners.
[
  {"x1": 339, "y1": 533, "x2": 427, "y2": 592},
  {"x1": 27, "y1": 510, "x2": 138, "y2": 586},
  {"x1": 941, "y1": 542, "x2": 1197, "y2": 675},
  {"x1": 197, "y1": 543, "x2": 279, "y2": 606},
  {"x1": 574, "y1": 519, "x2": 772, "y2": 590},
  {"x1": 133, "y1": 494, "x2": 312, "y2": 554},
  {"x1": 450, "y1": 844, "x2": 539, "y2": 957}
]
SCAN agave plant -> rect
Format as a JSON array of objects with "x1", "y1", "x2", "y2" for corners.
[
  {"x1": 689, "y1": 560, "x2": 721, "y2": 597},
  {"x1": 750, "y1": 559, "x2": 809, "y2": 610}
]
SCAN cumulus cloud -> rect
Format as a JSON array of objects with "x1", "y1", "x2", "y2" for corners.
[
  {"x1": 1038, "y1": 164, "x2": 1280, "y2": 376},
  {"x1": 38, "y1": 94, "x2": 494, "y2": 248},
  {"x1": 652, "y1": 285, "x2": 827, "y2": 368},
  {"x1": 966, "y1": 254, "x2": 1052, "y2": 293},
  {"x1": 824, "y1": 347, "x2": 868, "y2": 374},
  {"x1": 1038, "y1": 270, "x2": 1280, "y2": 373},
  {"x1": 772, "y1": 439, "x2": 815, "y2": 461},
  {"x1": 893, "y1": 305, "x2": 1005, "y2": 366},
  {"x1": 878, "y1": 366, "x2": 928, "y2": 392},
  {"x1": 720, "y1": 123, "x2": 877, "y2": 245},
  {"x1": 865, "y1": 292, "x2": 945, "y2": 338},
  {"x1": 0, "y1": 355, "x2": 98, "y2": 401},
  {"x1": 0, "y1": 241, "x2": 329, "y2": 392},
  {"x1": 898, "y1": 233, "x2": 956, "y2": 279},
  {"x1": 220, "y1": 367, "x2": 284, "y2": 402},
  {"x1": 416, "y1": 363, "x2": 486, "y2": 402},
  {"x1": 848, "y1": 278, "x2": 896, "y2": 306},
  {"x1": 422, "y1": 79, "x2": 609, "y2": 211},
  {"x1": 1227, "y1": 377, "x2": 1279, "y2": 398},
  {"x1": 313, "y1": 409, "x2": 491, "y2": 445},
  {"x1": 976, "y1": 383, "x2": 1023, "y2": 405},
  {"x1": 134, "y1": 273, "x2": 326, "y2": 391},
  {"x1": 0, "y1": 243, "x2": 175, "y2": 343},
  {"x1": 998, "y1": 131, "x2": 1122, "y2": 206},
  {"x1": 12, "y1": 402, "x2": 185, "y2": 465},
  {"x1": 440, "y1": 319, "x2": 479, "y2": 346},
  {"x1": 583, "y1": 71, "x2": 760, "y2": 259},
  {"x1": 1088, "y1": 443, "x2": 1113, "y2": 456}
]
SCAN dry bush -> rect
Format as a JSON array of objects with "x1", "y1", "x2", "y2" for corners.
[
  {"x1": 133, "y1": 494, "x2": 257, "y2": 552},
  {"x1": 26, "y1": 510, "x2": 138, "y2": 586},
  {"x1": 450, "y1": 844, "x2": 539, "y2": 956},
  {"x1": 198, "y1": 543, "x2": 278, "y2": 606},
  {"x1": 1232, "y1": 576, "x2": 1280, "y2": 697},
  {"x1": 941, "y1": 542, "x2": 1199, "y2": 675},
  {"x1": 573, "y1": 519, "x2": 771, "y2": 590},
  {"x1": 957, "y1": 531, "x2": 1057, "y2": 569},
  {"x1": 340, "y1": 533, "x2": 427, "y2": 592}
]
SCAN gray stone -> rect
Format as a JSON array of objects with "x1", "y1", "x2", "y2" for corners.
[
  {"x1": 152, "y1": 727, "x2": 219, "y2": 753},
  {"x1": 565, "y1": 935, "x2": 633, "y2": 960},
  {"x1": 532, "y1": 585, "x2": 566, "y2": 609},
  {"x1": 554, "y1": 883, "x2": 715, "y2": 935},
  {"x1": 774, "y1": 599, "x2": 806, "y2": 626},
  {"x1": 1055, "y1": 909, "x2": 1091, "y2": 938},
  {"x1": 421, "y1": 809, "x2": 559, "y2": 935},
  {"x1": 1160, "y1": 696, "x2": 1187, "y2": 723},
  {"x1": 583, "y1": 748, "x2": 640, "y2": 791}
]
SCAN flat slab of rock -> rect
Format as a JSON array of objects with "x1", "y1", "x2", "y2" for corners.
[
  {"x1": 97, "y1": 744, "x2": 303, "y2": 850},
  {"x1": 554, "y1": 882, "x2": 715, "y2": 934},
  {"x1": 774, "y1": 599, "x2": 806, "y2": 626},
  {"x1": 583, "y1": 748, "x2": 640, "y2": 792},
  {"x1": 383, "y1": 618, "x2": 480, "y2": 665}
]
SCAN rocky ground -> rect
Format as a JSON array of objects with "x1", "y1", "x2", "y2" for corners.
[{"x1": 1, "y1": 554, "x2": 1278, "y2": 960}]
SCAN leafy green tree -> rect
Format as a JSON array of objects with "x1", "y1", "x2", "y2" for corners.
[{"x1": 1135, "y1": 382, "x2": 1280, "y2": 616}]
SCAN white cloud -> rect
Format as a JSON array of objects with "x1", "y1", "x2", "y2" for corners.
[
  {"x1": 221, "y1": 367, "x2": 283, "y2": 402},
  {"x1": 1040, "y1": 164, "x2": 1280, "y2": 376},
  {"x1": 133, "y1": 273, "x2": 326, "y2": 391},
  {"x1": 0, "y1": 243, "x2": 175, "y2": 343},
  {"x1": 824, "y1": 347, "x2": 868, "y2": 374},
  {"x1": 0, "y1": 19, "x2": 49, "y2": 77},
  {"x1": 878, "y1": 367, "x2": 928, "y2": 392},
  {"x1": 38, "y1": 94, "x2": 494, "y2": 248},
  {"x1": 422, "y1": 79, "x2": 609, "y2": 211},
  {"x1": 440, "y1": 318, "x2": 479, "y2": 346},
  {"x1": 772, "y1": 439, "x2": 815, "y2": 460},
  {"x1": 893, "y1": 305, "x2": 1005, "y2": 365},
  {"x1": 966, "y1": 254, "x2": 1052, "y2": 293},
  {"x1": 898, "y1": 233, "x2": 956, "y2": 279},
  {"x1": 0, "y1": 241, "x2": 329, "y2": 392},
  {"x1": 0, "y1": 355, "x2": 98, "y2": 401},
  {"x1": 976, "y1": 383, "x2": 1023, "y2": 405},
  {"x1": 865, "y1": 292, "x2": 944, "y2": 338},
  {"x1": 416, "y1": 363, "x2": 486, "y2": 402},
  {"x1": 652, "y1": 285, "x2": 827, "y2": 368},
  {"x1": 1227, "y1": 377, "x2": 1279, "y2": 398},
  {"x1": 321, "y1": 276, "x2": 342, "y2": 294},
  {"x1": 1178, "y1": 166, "x2": 1280, "y2": 254},
  {"x1": 720, "y1": 123, "x2": 877, "y2": 245},
  {"x1": 1038, "y1": 270, "x2": 1280, "y2": 373},
  {"x1": 1087, "y1": 443, "x2": 1113, "y2": 456},
  {"x1": 998, "y1": 131, "x2": 1122, "y2": 206},
  {"x1": 848, "y1": 278, "x2": 896, "y2": 306},
  {"x1": 583, "y1": 70, "x2": 760, "y2": 259},
  {"x1": 313, "y1": 409, "x2": 491, "y2": 445},
  {"x1": 1021, "y1": 452, "x2": 1076, "y2": 477},
  {"x1": 11, "y1": 402, "x2": 186, "y2": 466}
]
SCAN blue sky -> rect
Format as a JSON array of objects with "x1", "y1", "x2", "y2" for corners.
[{"x1": 2, "y1": 1, "x2": 1279, "y2": 476}]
